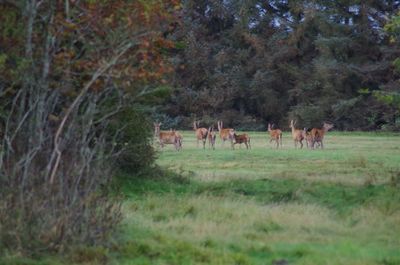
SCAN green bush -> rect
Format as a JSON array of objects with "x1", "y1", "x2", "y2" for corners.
[{"x1": 110, "y1": 108, "x2": 156, "y2": 173}]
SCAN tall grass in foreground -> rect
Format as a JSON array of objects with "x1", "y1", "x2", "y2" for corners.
[{"x1": 2, "y1": 132, "x2": 400, "y2": 264}]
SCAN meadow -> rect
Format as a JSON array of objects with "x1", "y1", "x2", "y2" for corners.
[
  {"x1": 115, "y1": 131, "x2": 400, "y2": 265},
  {"x1": 2, "y1": 131, "x2": 400, "y2": 265}
]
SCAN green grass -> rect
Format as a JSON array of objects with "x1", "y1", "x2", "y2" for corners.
[{"x1": 2, "y1": 131, "x2": 400, "y2": 265}]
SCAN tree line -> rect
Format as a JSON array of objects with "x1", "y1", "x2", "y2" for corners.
[{"x1": 161, "y1": 0, "x2": 400, "y2": 131}]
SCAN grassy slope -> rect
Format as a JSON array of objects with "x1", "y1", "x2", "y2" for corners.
[{"x1": 2, "y1": 132, "x2": 400, "y2": 265}]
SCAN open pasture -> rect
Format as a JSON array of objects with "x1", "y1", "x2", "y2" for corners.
[{"x1": 117, "y1": 131, "x2": 400, "y2": 265}]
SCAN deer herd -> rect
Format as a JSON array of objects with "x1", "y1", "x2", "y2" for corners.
[{"x1": 154, "y1": 120, "x2": 334, "y2": 151}]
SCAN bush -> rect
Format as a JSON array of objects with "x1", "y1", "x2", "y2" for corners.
[
  {"x1": 111, "y1": 108, "x2": 156, "y2": 173},
  {"x1": 0, "y1": 90, "x2": 122, "y2": 254}
]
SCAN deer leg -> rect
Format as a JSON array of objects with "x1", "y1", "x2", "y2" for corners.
[
  {"x1": 300, "y1": 140, "x2": 303, "y2": 149},
  {"x1": 320, "y1": 141, "x2": 324, "y2": 149}
]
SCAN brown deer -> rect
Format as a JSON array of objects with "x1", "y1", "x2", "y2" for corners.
[
  {"x1": 229, "y1": 130, "x2": 251, "y2": 150},
  {"x1": 290, "y1": 120, "x2": 305, "y2": 149},
  {"x1": 173, "y1": 129, "x2": 183, "y2": 150},
  {"x1": 267, "y1": 123, "x2": 282, "y2": 148},
  {"x1": 304, "y1": 128, "x2": 313, "y2": 149},
  {"x1": 208, "y1": 127, "x2": 217, "y2": 150},
  {"x1": 217, "y1": 120, "x2": 234, "y2": 146},
  {"x1": 310, "y1": 122, "x2": 334, "y2": 149},
  {"x1": 304, "y1": 128, "x2": 321, "y2": 149},
  {"x1": 193, "y1": 120, "x2": 208, "y2": 149},
  {"x1": 153, "y1": 122, "x2": 182, "y2": 151}
]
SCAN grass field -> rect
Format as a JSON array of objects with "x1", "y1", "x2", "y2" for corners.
[
  {"x1": 114, "y1": 131, "x2": 400, "y2": 265},
  {"x1": 2, "y1": 131, "x2": 400, "y2": 265}
]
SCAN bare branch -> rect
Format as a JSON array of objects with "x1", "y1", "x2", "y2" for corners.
[{"x1": 48, "y1": 42, "x2": 133, "y2": 184}]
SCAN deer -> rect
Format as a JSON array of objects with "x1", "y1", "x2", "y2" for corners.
[
  {"x1": 310, "y1": 122, "x2": 334, "y2": 149},
  {"x1": 267, "y1": 123, "x2": 282, "y2": 148},
  {"x1": 229, "y1": 130, "x2": 251, "y2": 150},
  {"x1": 217, "y1": 120, "x2": 234, "y2": 147},
  {"x1": 304, "y1": 127, "x2": 321, "y2": 149},
  {"x1": 153, "y1": 122, "x2": 182, "y2": 151},
  {"x1": 173, "y1": 129, "x2": 183, "y2": 150},
  {"x1": 304, "y1": 128, "x2": 313, "y2": 149},
  {"x1": 289, "y1": 120, "x2": 305, "y2": 149},
  {"x1": 193, "y1": 120, "x2": 208, "y2": 149},
  {"x1": 207, "y1": 127, "x2": 217, "y2": 150}
]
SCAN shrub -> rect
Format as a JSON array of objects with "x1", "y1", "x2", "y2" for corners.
[{"x1": 111, "y1": 108, "x2": 156, "y2": 173}]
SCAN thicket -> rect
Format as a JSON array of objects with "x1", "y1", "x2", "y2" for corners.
[{"x1": 0, "y1": 0, "x2": 179, "y2": 254}]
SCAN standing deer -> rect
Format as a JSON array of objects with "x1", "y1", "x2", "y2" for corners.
[
  {"x1": 304, "y1": 127, "x2": 321, "y2": 149},
  {"x1": 304, "y1": 128, "x2": 313, "y2": 149},
  {"x1": 290, "y1": 120, "x2": 305, "y2": 149},
  {"x1": 310, "y1": 122, "x2": 334, "y2": 149},
  {"x1": 208, "y1": 127, "x2": 217, "y2": 150},
  {"x1": 173, "y1": 129, "x2": 183, "y2": 150},
  {"x1": 153, "y1": 122, "x2": 182, "y2": 151},
  {"x1": 193, "y1": 120, "x2": 208, "y2": 149},
  {"x1": 267, "y1": 123, "x2": 282, "y2": 148},
  {"x1": 229, "y1": 130, "x2": 251, "y2": 150},
  {"x1": 217, "y1": 120, "x2": 234, "y2": 147}
]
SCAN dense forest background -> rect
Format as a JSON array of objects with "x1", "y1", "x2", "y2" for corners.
[{"x1": 159, "y1": 0, "x2": 400, "y2": 131}]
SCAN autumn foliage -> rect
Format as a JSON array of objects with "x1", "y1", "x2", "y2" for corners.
[{"x1": 0, "y1": 0, "x2": 180, "y2": 253}]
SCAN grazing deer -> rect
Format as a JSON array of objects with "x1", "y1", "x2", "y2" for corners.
[
  {"x1": 153, "y1": 122, "x2": 182, "y2": 151},
  {"x1": 217, "y1": 120, "x2": 234, "y2": 146},
  {"x1": 193, "y1": 120, "x2": 208, "y2": 149},
  {"x1": 229, "y1": 130, "x2": 251, "y2": 150},
  {"x1": 208, "y1": 127, "x2": 217, "y2": 150},
  {"x1": 290, "y1": 120, "x2": 305, "y2": 149},
  {"x1": 310, "y1": 122, "x2": 334, "y2": 149},
  {"x1": 267, "y1": 123, "x2": 282, "y2": 148}
]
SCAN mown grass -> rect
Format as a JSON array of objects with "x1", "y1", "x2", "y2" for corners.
[{"x1": 2, "y1": 131, "x2": 400, "y2": 265}]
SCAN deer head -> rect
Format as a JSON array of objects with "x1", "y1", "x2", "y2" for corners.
[
  {"x1": 217, "y1": 120, "x2": 223, "y2": 132},
  {"x1": 323, "y1": 122, "x2": 334, "y2": 131},
  {"x1": 154, "y1": 122, "x2": 161, "y2": 135},
  {"x1": 228, "y1": 129, "x2": 235, "y2": 140},
  {"x1": 290, "y1": 120, "x2": 296, "y2": 129}
]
